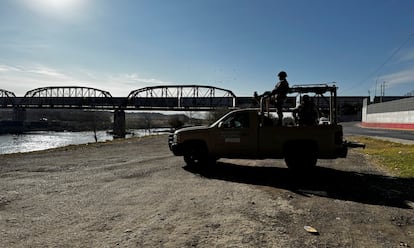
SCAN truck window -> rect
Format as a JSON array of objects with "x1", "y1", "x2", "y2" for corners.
[{"x1": 222, "y1": 112, "x2": 250, "y2": 128}]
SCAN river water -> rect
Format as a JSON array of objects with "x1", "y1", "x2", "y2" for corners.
[{"x1": 0, "y1": 129, "x2": 169, "y2": 155}]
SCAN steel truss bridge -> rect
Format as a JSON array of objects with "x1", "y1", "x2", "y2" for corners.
[
  {"x1": 0, "y1": 85, "x2": 256, "y2": 110},
  {"x1": 1, "y1": 84, "x2": 340, "y2": 137}
]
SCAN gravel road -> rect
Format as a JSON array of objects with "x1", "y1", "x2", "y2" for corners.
[{"x1": 1, "y1": 135, "x2": 413, "y2": 247}]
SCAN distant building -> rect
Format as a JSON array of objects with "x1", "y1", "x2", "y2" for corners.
[
  {"x1": 312, "y1": 96, "x2": 368, "y2": 122},
  {"x1": 337, "y1": 96, "x2": 368, "y2": 121}
]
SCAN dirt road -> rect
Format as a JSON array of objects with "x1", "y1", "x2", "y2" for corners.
[{"x1": 1, "y1": 135, "x2": 413, "y2": 247}]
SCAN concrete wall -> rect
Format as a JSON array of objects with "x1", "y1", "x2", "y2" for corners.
[{"x1": 362, "y1": 98, "x2": 414, "y2": 130}]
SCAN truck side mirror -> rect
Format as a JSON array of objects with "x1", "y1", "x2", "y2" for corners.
[{"x1": 218, "y1": 122, "x2": 224, "y2": 128}]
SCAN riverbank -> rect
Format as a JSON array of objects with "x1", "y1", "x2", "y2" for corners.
[
  {"x1": 1, "y1": 135, "x2": 413, "y2": 247},
  {"x1": 0, "y1": 129, "x2": 170, "y2": 155}
]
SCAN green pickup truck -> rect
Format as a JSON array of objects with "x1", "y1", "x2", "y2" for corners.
[{"x1": 169, "y1": 84, "x2": 364, "y2": 170}]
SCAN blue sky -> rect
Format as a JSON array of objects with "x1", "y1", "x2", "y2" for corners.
[{"x1": 1, "y1": 0, "x2": 414, "y2": 98}]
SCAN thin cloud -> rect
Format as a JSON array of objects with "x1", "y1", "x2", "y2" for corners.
[
  {"x1": 0, "y1": 64, "x2": 87, "y2": 95},
  {"x1": 398, "y1": 49, "x2": 414, "y2": 62},
  {"x1": 116, "y1": 73, "x2": 178, "y2": 86},
  {"x1": 0, "y1": 64, "x2": 21, "y2": 72},
  {"x1": 27, "y1": 66, "x2": 70, "y2": 79},
  {"x1": 0, "y1": 63, "x2": 181, "y2": 96},
  {"x1": 380, "y1": 67, "x2": 414, "y2": 87}
]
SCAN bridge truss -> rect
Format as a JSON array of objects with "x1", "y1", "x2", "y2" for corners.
[
  {"x1": 0, "y1": 89, "x2": 16, "y2": 107},
  {"x1": 21, "y1": 86, "x2": 114, "y2": 109},
  {"x1": 127, "y1": 85, "x2": 237, "y2": 110},
  {"x1": 24, "y1": 86, "x2": 112, "y2": 98},
  {"x1": 1, "y1": 85, "x2": 240, "y2": 110}
]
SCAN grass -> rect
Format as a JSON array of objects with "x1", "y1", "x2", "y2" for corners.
[{"x1": 347, "y1": 136, "x2": 414, "y2": 178}]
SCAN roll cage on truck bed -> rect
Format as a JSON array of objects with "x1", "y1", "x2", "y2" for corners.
[
  {"x1": 258, "y1": 83, "x2": 338, "y2": 125},
  {"x1": 169, "y1": 83, "x2": 365, "y2": 170}
]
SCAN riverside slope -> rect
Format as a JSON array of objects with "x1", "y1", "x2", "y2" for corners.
[{"x1": 0, "y1": 135, "x2": 413, "y2": 247}]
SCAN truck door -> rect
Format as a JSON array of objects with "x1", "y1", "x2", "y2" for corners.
[{"x1": 213, "y1": 111, "x2": 258, "y2": 158}]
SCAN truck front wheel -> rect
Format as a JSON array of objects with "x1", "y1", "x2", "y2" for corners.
[{"x1": 183, "y1": 142, "x2": 212, "y2": 167}]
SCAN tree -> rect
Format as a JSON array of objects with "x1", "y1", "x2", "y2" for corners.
[
  {"x1": 168, "y1": 116, "x2": 185, "y2": 129},
  {"x1": 206, "y1": 108, "x2": 231, "y2": 124}
]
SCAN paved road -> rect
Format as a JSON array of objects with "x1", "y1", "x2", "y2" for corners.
[{"x1": 341, "y1": 122, "x2": 414, "y2": 145}]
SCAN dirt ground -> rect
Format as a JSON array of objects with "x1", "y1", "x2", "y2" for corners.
[{"x1": 1, "y1": 135, "x2": 413, "y2": 247}]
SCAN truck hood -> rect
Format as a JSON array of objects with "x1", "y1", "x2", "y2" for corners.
[{"x1": 175, "y1": 125, "x2": 209, "y2": 134}]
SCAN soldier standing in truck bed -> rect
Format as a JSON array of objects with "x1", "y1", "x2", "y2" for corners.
[{"x1": 271, "y1": 71, "x2": 290, "y2": 125}]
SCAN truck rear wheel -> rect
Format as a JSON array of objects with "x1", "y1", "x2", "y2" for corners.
[
  {"x1": 284, "y1": 154, "x2": 317, "y2": 170},
  {"x1": 284, "y1": 141, "x2": 318, "y2": 171}
]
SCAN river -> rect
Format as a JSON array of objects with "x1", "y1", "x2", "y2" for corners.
[{"x1": 0, "y1": 129, "x2": 170, "y2": 155}]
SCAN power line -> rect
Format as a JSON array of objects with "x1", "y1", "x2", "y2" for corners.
[
  {"x1": 343, "y1": 32, "x2": 414, "y2": 93},
  {"x1": 371, "y1": 33, "x2": 413, "y2": 80}
]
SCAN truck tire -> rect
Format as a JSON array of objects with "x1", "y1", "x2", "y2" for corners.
[
  {"x1": 283, "y1": 141, "x2": 318, "y2": 171},
  {"x1": 183, "y1": 142, "x2": 212, "y2": 167}
]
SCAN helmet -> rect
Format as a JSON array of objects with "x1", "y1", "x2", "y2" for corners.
[{"x1": 278, "y1": 71, "x2": 287, "y2": 78}]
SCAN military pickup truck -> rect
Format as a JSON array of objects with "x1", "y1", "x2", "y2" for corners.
[{"x1": 169, "y1": 84, "x2": 364, "y2": 170}]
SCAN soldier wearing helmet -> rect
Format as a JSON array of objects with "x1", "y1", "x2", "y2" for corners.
[
  {"x1": 277, "y1": 71, "x2": 287, "y2": 78},
  {"x1": 271, "y1": 71, "x2": 290, "y2": 125}
]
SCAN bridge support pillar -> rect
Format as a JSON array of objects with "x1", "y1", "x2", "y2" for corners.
[
  {"x1": 113, "y1": 109, "x2": 126, "y2": 138},
  {"x1": 13, "y1": 107, "x2": 27, "y2": 122},
  {"x1": 5, "y1": 107, "x2": 27, "y2": 133}
]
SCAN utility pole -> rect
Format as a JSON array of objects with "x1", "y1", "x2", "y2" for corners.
[
  {"x1": 380, "y1": 81, "x2": 386, "y2": 102},
  {"x1": 368, "y1": 90, "x2": 371, "y2": 103}
]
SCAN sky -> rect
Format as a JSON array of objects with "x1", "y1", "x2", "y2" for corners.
[{"x1": 1, "y1": 0, "x2": 414, "y2": 98}]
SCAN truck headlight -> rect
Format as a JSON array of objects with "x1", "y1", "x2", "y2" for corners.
[{"x1": 173, "y1": 133, "x2": 179, "y2": 143}]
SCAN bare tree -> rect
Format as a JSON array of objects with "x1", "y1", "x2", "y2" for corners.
[
  {"x1": 206, "y1": 108, "x2": 231, "y2": 124},
  {"x1": 168, "y1": 116, "x2": 185, "y2": 130}
]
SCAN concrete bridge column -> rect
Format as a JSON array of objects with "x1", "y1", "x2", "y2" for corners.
[
  {"x1": 12, "y1": 107, "x2": 27, "y2": 122},
  {"x1": 113, "y1": 109, "x2": 126, "y2": 138},
  {"x1": 6, "y1": 107, "x2": 26, "y2": 133}
]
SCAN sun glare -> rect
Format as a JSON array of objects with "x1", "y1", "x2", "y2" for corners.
[
  {"x1": 38, "y1": 0, "x2": 82, "y2": 8},
  {"x1": 26, "y1": 0, "x2": 85, "y2": 18}
]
